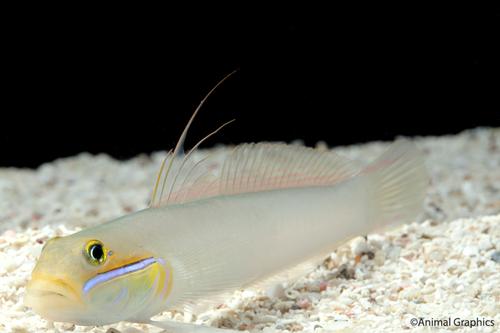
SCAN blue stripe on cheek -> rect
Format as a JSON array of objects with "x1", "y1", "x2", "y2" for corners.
[{"x1": 83, "y1": 257, "x2": 158, "y2": 294}]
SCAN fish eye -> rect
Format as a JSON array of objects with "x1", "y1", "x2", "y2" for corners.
[{"x1": 84, "y1": 240, "x2": 107, "y2": 266}]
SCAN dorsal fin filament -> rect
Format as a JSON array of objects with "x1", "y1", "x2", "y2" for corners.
[{"x1": 150, "y1": 70, "x2": 238, "y2": 208}]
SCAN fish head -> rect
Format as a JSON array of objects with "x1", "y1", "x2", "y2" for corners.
[{"x1": 24, "y1": 230, "x2": 172, "y2": 325}]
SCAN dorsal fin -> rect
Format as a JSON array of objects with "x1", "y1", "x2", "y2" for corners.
[
  {"x1": 219, "y1": 143, "x2": 360, "y2": 195},
  {"x1": 150, "y1": 73, "x2": 362, "y2": 208},
  {"x1": 156, "y1": 142, "x2": 362, "y2": 207},
  {"x1": 149, "y1": 71, "x2": 237, "y2": 208}
]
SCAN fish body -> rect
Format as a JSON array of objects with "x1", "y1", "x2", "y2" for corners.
[
  {"x1": 107, "y1": 175, "x2": 368, "y2": 317},
  {"x1": 25, "y1": 140, "x2": 427, "y2": 329}
]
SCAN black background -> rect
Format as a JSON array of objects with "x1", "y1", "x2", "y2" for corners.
[{"x1": 2, "y1": 6, "x2": 499, "y2": 168}]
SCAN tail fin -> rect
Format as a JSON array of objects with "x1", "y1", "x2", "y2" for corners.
[{"x1": 362, "y1": 139, "x2": 428, "y2": 232}]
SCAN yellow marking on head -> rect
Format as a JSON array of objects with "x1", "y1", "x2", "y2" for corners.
[
  {"x1": 29, "y1": 272, "x2": 82, "y2": 301},
  {"x1": 95, "y1": 255, "x2": 152, "y2": 275},
  {"x1": 153, "y1": 260, "x2": 173, "y2": 300}
]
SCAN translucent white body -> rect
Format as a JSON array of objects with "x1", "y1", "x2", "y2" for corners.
[
  {"x1": 106, "y1": 178, "x2": 368, "y2": 318},
  {"x1": 25, "y1": 140, "x2": 427, "y2": 331}
]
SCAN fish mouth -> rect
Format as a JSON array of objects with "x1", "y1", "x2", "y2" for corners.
[
  {"x1": 24, "y1": 276, "x2": 82, "y2": 309},
  {"x1": 24, "y1": 276, "x2": 88, "y2": 324},
  {"x1": 30, "y1": 289, "x2": 66, "y2": 298}
]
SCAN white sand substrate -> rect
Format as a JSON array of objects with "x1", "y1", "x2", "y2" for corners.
[{"x1": 0, "y1": 127, "x2": 499, "y2": 333}]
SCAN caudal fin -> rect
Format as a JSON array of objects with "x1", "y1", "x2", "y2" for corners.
[{"x1": 363, "y1": 139, "x2": 428, "y2": 232}]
